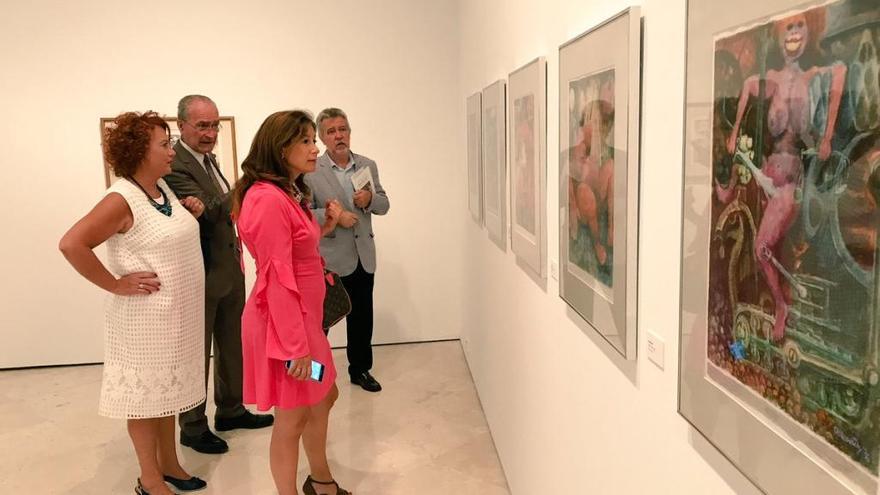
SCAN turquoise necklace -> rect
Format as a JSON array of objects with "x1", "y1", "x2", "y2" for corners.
[{"x1": 128, "y1": 178, "x2": 172, "y2": 217}]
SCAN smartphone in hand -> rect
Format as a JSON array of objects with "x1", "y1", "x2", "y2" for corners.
[{"x1": 284, "y1": 359, "x2": 325, "y2": 382}]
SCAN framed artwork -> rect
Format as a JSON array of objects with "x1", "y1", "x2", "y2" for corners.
[
  {"x1": 467, "y1": 92, "x2": 484, "y2": 225},
  {"x1": 509, "y1": 57, "x2": 548, "y2": 284},
  {"x1": 679, "y1": 0, "x2": 880, "y2": 493},
  {"x1": 559, "y1": 7, "x2": 641, "y2": 359},
  {"x1": 99, "y1": 116, "x2": 239, "y2": 188},
  {"x1": 482, "y1": 79, "x2": 508, "y2": 251}
]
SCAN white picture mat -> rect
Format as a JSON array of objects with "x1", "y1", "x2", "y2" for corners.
[
  {"x1": 509, "y1": 57, "x2": 547, "y2": 283},
  {"x1": 558, "y1": 7, "x2": 640, "y2": 359}
]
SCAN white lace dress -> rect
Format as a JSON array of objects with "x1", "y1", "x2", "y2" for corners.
[{"x1": 99, "y1": 178, "x2": 206, "y2": 419}]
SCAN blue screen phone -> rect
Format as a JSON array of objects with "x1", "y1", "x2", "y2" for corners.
[{"x1": 285, "y1": 360, "x2": 325, "y2": 382}]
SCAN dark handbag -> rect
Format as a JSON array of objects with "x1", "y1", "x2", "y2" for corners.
[{"x1": 322, "y1": 269, "x2": 351, "y2": 329}]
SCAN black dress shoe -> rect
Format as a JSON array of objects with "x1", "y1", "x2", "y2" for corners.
[
  {"x1": 163, "y1": 474, "x2": 207, "y2": 492},
  {"x1": 215, "y1": 410, "x2": 274, "y2": 432},
  {"x1": 351, "y1": 371, "x2": 382, "y2": 392},
  {"x1": 180, "y1": 430, "x2": 229, "y2": 454},
  {"x1": 135, "y1": 478, "x2": 149, "y2": 495}
]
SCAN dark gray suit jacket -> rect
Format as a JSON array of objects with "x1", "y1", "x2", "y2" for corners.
[
  {"x1": 164, "y1": 142, "x2": 241, "y2": 299},
  {"x1": 304, "y1": 151, "x2": 390, "y2": 276}
]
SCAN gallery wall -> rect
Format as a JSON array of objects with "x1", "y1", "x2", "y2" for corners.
[
  {"x1": 458, "y1": 0, "x2": 763, "y2": 493},
  {"x1": 0, "y1": 0, "x2": 463, "y2": 367}
]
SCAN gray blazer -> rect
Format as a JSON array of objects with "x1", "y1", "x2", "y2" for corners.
[{"x1": 304, "y1": 151, "x2": 390, "y2": 276}]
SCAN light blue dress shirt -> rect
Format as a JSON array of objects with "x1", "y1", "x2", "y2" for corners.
[{"x1": 329, "y1": 154, "x2": 356, "y2": 206}]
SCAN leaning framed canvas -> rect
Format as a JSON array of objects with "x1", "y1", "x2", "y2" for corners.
[
  {"x1": 482, "y1": 80, "x2": 508, "y2": 251},
  {"x1": 100, "y1": 116, "x2": 239, "y2": 188},
  {"x1": 509, "y1": 57, "x2": 547, "y2": 284},
  {"x1": 679, "y1": 1, "x2": 880, "y2": 493},
  {"x1": 559, "y1": 7, "x2": 641, "y2": 359},
  {"x1": 467, "y1": 92, "x2": 484, "y2": 225}
]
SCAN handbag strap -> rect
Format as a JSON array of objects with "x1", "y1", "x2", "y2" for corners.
[{"x1": 321, "y1": 255, "x2": 335, "y2": 286}]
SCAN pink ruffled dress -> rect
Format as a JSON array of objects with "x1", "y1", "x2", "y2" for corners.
[{"x1": 236, "y1": 181, "x2": 337, "y2": 410}]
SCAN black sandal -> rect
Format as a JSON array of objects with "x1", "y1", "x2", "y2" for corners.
[
  {"x1": 163, "y1": 474, "x2": 207, "y2": 492},
  {"x1": 134, "y1": 478, "x2": 150, "y2": 495},
  {"x1": 302, "y1": 475, "x2": 351, "y2": 495}
]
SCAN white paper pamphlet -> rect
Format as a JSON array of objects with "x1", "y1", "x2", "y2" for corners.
[{"x1": 351, "y1": 166, "x2": 374, "y2": 193}]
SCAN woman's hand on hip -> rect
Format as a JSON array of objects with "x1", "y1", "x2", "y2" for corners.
[{"x1": 112, "y1": 272, "x2": 161, "y2": 296}]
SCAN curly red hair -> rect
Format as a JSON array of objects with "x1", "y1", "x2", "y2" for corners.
[{"x1": 103, "y1": 111, "x2": 170, "y2": 178}]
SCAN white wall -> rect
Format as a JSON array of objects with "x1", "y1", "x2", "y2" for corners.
[
  {"x1": 0, "y1": 0, "x2": 462, "y2": 367},
  {"x1": 458, "y1": 0, "x2": 764, "y2": 493},
  {"x1": 0, "y1": 0, "x2": 778, "y2": 491}
]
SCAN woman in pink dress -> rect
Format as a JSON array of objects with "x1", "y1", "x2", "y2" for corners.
[{"x1": 233, "y1": 110, "x2": 350, "y2": 495}]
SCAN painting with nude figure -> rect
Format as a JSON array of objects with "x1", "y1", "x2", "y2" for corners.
[
  {"x1": 567, "y1": 68, "x2": 615, "y2": 290},
  {"x1": 558, "y1": 8, "x2": 640, "y2": 360},
  {"x1": 681, "y1": 0, "x2": 880, "y2": 492},
  {"x1": 708, "y1": 0, "x2": 880, "y2": 474}
]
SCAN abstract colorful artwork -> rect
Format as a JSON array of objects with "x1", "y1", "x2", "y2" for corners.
[
  {"x1": 681, "y1": 1, "x2": 880, "y2": 492},
  {"x1": 567, "y1": 68, "x2": 615, "y2": 289},
  {"x1": 708, "y1": 0, "x2": 880, "y2": 473},
  {"x1": 513, "y1": 94, "x2": 537, "y2": 235},
  {"x1": 559, "y1": 8, "x2": 640, "y2": 359},
  {"x1": 509, "y1": 57, "x2": 547, "y2": 283}
]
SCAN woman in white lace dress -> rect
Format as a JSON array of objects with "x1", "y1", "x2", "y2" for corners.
[{"x1": 60, "y1": 112, "x2": 208, "y2": 495}]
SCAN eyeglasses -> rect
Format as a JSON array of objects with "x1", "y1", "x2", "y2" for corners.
[{"x1": 183, "y1": 121, "x2": 222, "y2": 132}]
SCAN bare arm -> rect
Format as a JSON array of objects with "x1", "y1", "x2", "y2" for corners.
[
  {"x1": 728, "y1": 75, "x2": 763, "y2": 154},
  {"x1": 58, "y1": 193, "x2": 159, "y2": 294},
  {"x1": 813, "y1": 63, "x2": 847, "y2": 159}
]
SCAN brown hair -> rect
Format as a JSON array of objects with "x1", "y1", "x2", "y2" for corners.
[
  {"x1": 232, "y1": 110, "x2": 315, "y2": 216},
  {"x1": 103, "y1": 111, "x2": 170, "y2": 178}
]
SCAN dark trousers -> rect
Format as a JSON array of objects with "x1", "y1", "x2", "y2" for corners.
[
  {"x1": 179, "y1": 281, "x2": 246, "y2": 435},
  {"x1": 340, "y1": 260, "x2": 375, "y2": 377}
]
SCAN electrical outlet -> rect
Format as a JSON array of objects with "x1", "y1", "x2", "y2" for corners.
[
  {"x1": 646, "y1": 331, "x2": 665, "y2": 370},
  {"x1": 550, "y1": 260, "x2": 559, "y2": 280}
]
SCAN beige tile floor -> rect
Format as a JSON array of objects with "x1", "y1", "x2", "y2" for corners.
[{"x1": 0, "y1": 341, "x2": 510, "y2": 495}]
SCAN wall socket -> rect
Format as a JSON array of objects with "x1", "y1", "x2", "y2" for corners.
[
  {"x1": 646, "y1": 331, "x2": 665, "y2": 370},
  {"x1": 550, "y1": 260, "x2": 559, "y2": 280}
]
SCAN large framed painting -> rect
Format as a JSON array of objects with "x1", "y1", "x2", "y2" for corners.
[
  {"x1": 467, "y1": 92, "x2": 484, "y2": 225},
  {"x1": 559, "y1": 7, "x2": 641, "y2": 359},
  {"x1": 100, "y1": 116, "x2": 239, "y2": 188},
  {"x1": 679, "y1": 0, "x2": 880, "y2": 493},
  {"x1": 509, "y1": 57, "x2": 548, "y2": 284},
  {"x1": 482, "y1": 80, "x2": 508, "y2": 251}
]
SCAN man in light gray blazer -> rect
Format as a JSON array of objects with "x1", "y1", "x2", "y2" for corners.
[{"x1": 304, "y1": 107, "x2": 390, "y2": 392}]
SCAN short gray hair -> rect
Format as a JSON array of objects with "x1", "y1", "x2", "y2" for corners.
[
  {"x1": 316, "y1": 107, "x2": 350, "y2": 130},
  {"x1": 177, "y1": 95, "x2": 217, "y2": 121}
]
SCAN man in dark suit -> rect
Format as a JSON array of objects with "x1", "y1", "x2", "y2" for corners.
[
  {"x1": 165, "y1": 95, "x2": 273, "y2": 454},
  {"x1": 304, "y1": 107, "x2": 390, "y2": 392}
]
